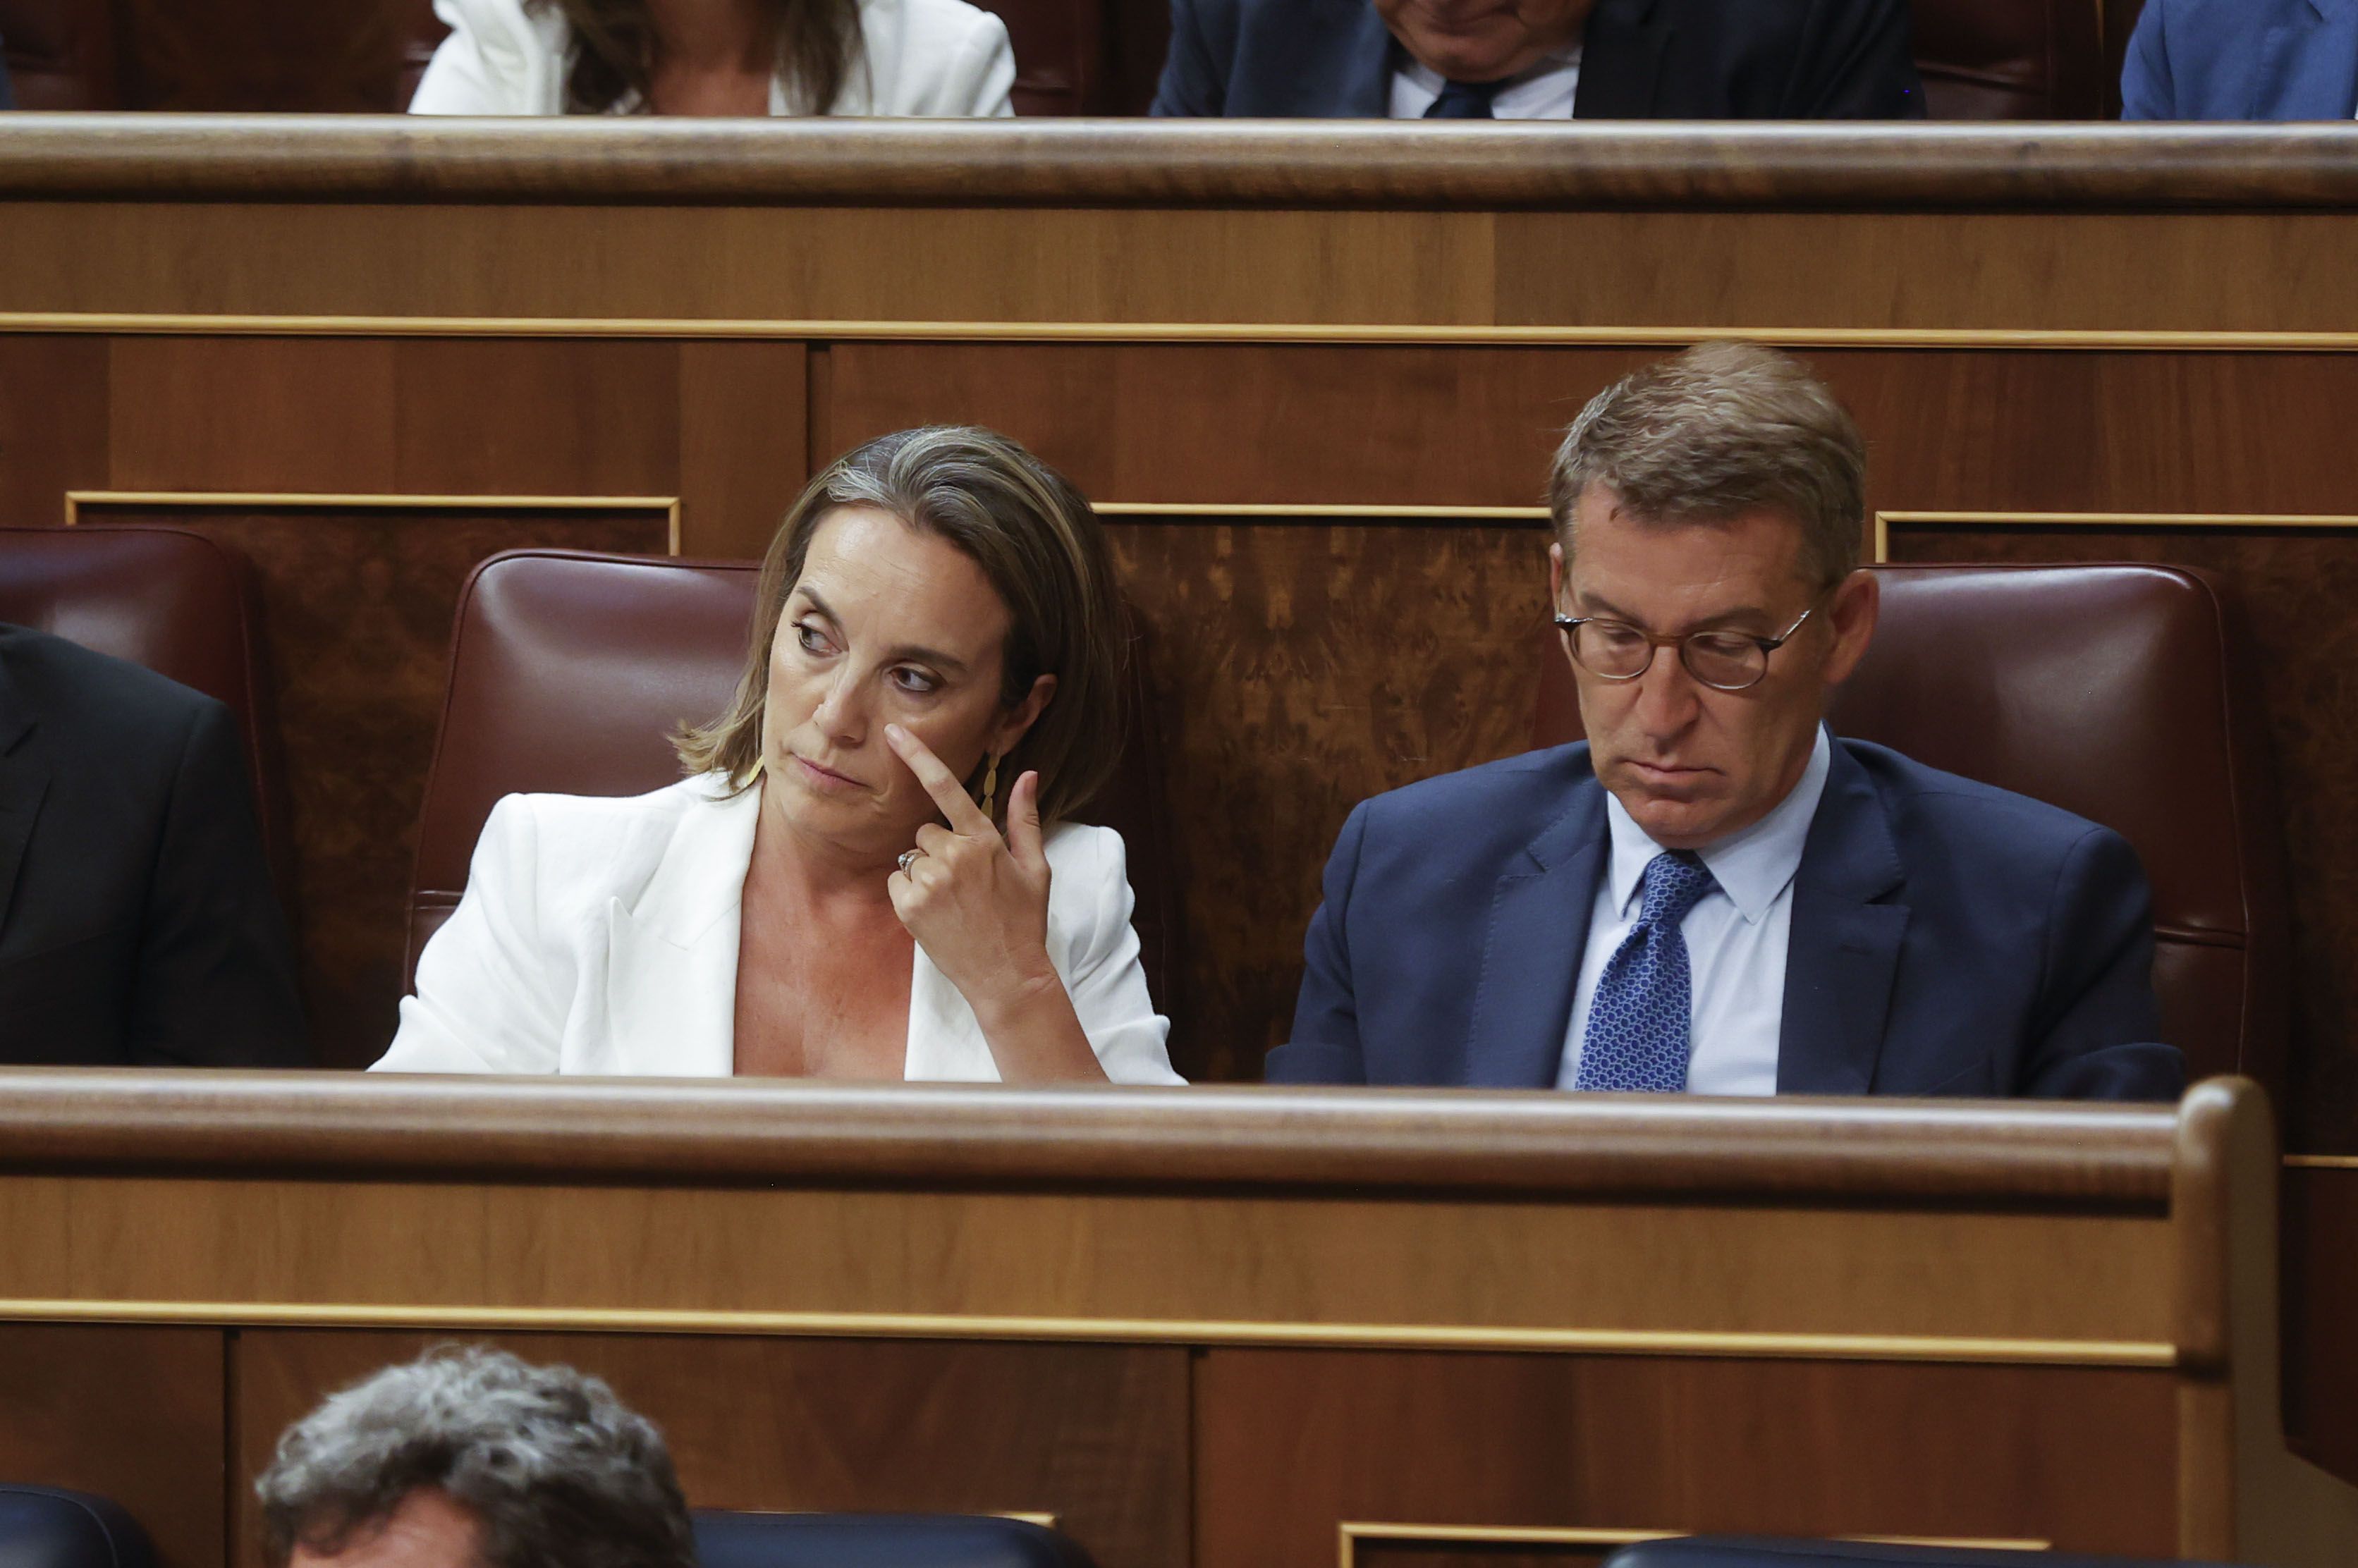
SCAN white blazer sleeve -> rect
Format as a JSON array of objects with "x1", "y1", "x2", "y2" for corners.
[
  {"x1": 943, "y1": 11, "x2": 1016, "y2": 118},
  {"x1": 374, "y1": 795, "x2": 571, "y2": 1072},
  {"x1": 864, "y1": 0, "x2": 1013, "y2": 117},
  {"x1": 1056, "y1": 826, "x2": 1185, "y2": 1085},
  {"x1": 408, "y1": 0, "x2": 550, "y2": 114}
]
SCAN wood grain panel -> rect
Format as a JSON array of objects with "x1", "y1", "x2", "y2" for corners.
[
  {"x1": 0, "y1": 1175, "x2": 2176, "y2": 1350},
  {"x1": 76, "y1": 501, "x2": 671, "y2": 1069},
  {"x1": 0, "y1": 1324, "x2": 225, "y2": 1568},
  {"x1": 2285, "y1": 1164, "x2": 2358, "y2": 1485},
  {"x1": 233, "y1": 1330, "x2": 1189, "y2": 1568},
  {"x1": 1883, "y1": 523, "x2": 2358, "y2": 1155},
  {"x1": 676, "y1": 341, "x2": 809, "y2": 559},
  {"x1": 1196, "y1": 1349, "x2": 2177, "y2": 1568},
  {"x1": 110, "y1": 338, "x2": 401, "y2": 492},
  {"x1": 0, "y1": 336, "x2": 108, "y2": 528},
  {"x1": 391, "y1": 338, "x2": 680, "y2": 496}
]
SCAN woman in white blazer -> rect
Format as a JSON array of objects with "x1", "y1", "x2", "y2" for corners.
[
  {"x1": 410, "y1": 0, "x2": 1015, "y2": 118},
  {"x1": 375, "y1": 427, "x2": 1182, "y2": 1085}
]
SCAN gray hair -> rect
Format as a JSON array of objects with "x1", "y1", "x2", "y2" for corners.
[
  {"x1": 255, "y1": 1345, "x2": 696, "y2": 1568},
  {"x1": 1548, "y1": 342, "x2": 1868, "y2": 586}
]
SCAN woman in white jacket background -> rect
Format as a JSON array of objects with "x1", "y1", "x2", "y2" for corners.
[
  {"x1": 410, "y1": 0, "x2": 1015, "y2": 117},
  {"x1": 374, "y1": 427, "x2": 1180, "y2": 1086}
]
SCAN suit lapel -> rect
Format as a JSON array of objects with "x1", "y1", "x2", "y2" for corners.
[
  {"x1": 2257, "y1": 0, "x2": 2358, "y2": 118},
  {"x1": 0, "y1": 656, "x2": 44, "y2": 938},
  {"x1": 1573, "y1": 0, "x2": 1673, "y2": 118},
  {"x1": 601, "y1": 782, "x2": 757, "y2": 1077},
  {"x1": 1463, "y1": 778, "x2": 1606, "y2": 1087},
  {"x1": 1336, "y1": 0, "x2": 1398, "y2": 116},
  {"x1": 1777, "y1": 744, "x2": 1908, "y2": 1095}
]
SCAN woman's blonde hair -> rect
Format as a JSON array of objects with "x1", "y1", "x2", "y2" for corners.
[{"x1": 675, "y1": 427, "x2": 1128, "y2": 825}]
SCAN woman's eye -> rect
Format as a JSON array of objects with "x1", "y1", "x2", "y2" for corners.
[
  {"x1": 794, "y1": 622, "x2": 831, "y2": 654},
  {"x1": 891, "y1": 667, "x2": 940, "y2": 696}
]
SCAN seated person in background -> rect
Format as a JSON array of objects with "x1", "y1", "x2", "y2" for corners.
[
  {"x1": 0, "y1": 623, "x2": 308, "y2": 1066},
  {"x1": 2122, "y1": 0, "x2": 2357, "y2": 121},
  {"x1": 1274, "y1": 343, "x2": 2182, "y2": 1101},
  {"x1": 377, "y1": 426, "x2": 1180, "y2": 1084},
  {"x1": 0, "y1": 42, "x2": 13, "y2": 111},
  {"x1": 1153, "y1": 0, "x2": 1923, "y2": 119},
  {"x1": 411, "y1": 0, "x2": 1015, "y2": 116},
  {"x1": 256, "y1": 1345, "x2": 693, "y2": 1568}
]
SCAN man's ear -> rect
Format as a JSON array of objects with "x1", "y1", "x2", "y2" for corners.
[
  {"x1": 1819, "y1": 569, "x2": 1880, "y2": 686},
  {"x1": 989, "y1": 673, "x2": 1058, "y2": 757},
  {"x1": 1548, "y1": 539, "x2": 1567, "y2": 611}
]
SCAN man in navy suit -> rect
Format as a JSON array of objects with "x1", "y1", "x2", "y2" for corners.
[
  {"x1": 1272, "y1": 344, "x2": 2181, "y2": 1101},
  {"x1": 2122, "y1": 0, "x2": 2358, "y2": 119},
  {"x1": 1152, "y1": 0, "x2": 1924, "y2": 120},
  {"x1": 0, "y1": 39, "x2": 15, "y2": 111}
]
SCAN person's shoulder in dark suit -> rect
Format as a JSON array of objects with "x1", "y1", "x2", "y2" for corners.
[
  {"x1": 0, "y1": 624, "x2": 309, "y2": 1066},
  {"x1": 0, "y1": 39, "x2": 16, "y2": 111},
  {"x1": 1151, "y1": 0, "x2": 1924, "y2": 119},
  {"x1": 2121, "y1": 0, "x2": 2358, "y2": 121}
]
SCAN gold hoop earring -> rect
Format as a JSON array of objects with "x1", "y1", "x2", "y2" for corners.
[
  {"x1": 746, "y1": 754, "x2": 765, "y2": 783},
  {"x1": 979, "y1": 753, "x2": 1000, "y2": 818}
]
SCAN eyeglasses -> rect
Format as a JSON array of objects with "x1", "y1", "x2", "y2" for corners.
[{"x1": 1553, "y1": 599, "x2": 1821, "y2": 693}]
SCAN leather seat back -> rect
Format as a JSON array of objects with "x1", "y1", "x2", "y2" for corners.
[
  {"x1": 0, "y1": 1486, "x2": 156, "y2": 1568},
  {"x1": 1911, "y1": 0, "x2": 2106, "y2": 118},
  {"x1": 0, "y1": 0, "x2": 120, "y2": 109},
  {"x1": 695, "y1": 1510, "x2": 1095, "y2": 1568},
  {"x1": 408, "y1": 550, "x2": 1177, "y2": 1018},
  {"x1": 1532, "y1": 563, "x2": 2287, "y2": 1091},
  {"x1": 0, "y1": 524, "x2": 296, "y2": 909}
]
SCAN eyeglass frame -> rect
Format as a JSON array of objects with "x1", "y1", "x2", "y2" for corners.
[{"x1": 1551, "y1": 590, "x2": 1831, "y2": 693}]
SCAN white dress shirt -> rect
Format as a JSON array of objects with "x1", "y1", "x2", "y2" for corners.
[
  {"x1": 1388, "y1": 47, "x2": 1582, "y2": 120},
  {"x1": 1558, "y1": 725, "x2": 1834, "y2": 1096},
  {"x1": 372, "y1": 775, "x2": 1182, "y2": 1084}
]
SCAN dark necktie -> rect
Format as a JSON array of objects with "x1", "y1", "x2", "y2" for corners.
[
  {"x1": 1423, "y1": 78, "x2": 1501, "y2": 119},
  {"x1": 1575, "y1": 852, "x2": 1718, "y2": 1093}
]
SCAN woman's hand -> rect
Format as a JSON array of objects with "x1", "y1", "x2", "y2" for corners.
[{"x1": 884, "y1": 725, "x2": 1104, "y2": 1080}]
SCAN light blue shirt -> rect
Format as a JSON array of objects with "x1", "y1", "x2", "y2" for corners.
[{"x1": 1558, "y1": 725, "x2": 1835, "y2": 1096}]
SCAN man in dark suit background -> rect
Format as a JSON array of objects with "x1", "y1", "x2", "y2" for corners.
[
  {"x1": 1152, "y1": 0, "x2": 1924, "y2": 119},
  {"x1": 0, "y1": 623, "x2": 309, "y2": 1065},
  {"x1": 0, "y1": 39, "x2": 15, "y2": 110},
  {"x1": 1273, "y1": 343, "x2": 2180, "y2": 1101},
  {"x1": 2122, "y1": 0, "x2": 2358, "y2": 121}
]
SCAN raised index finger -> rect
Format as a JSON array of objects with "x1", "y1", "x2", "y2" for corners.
[{"x1": 885, "y1": 723, "x2": 996, "y2": 838}]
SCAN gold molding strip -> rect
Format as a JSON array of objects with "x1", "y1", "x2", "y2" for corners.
[
  {"x1": 0, "y1": 1298, "x2": 2181, "y2": 1366},
  {"x1": 66, "y1": 488, "x2": 685, "y2": 555},
  {"x1": 1092, "y1": 502, "x2": 1549, "y2": 520},
  {"x1": 1874, "y1": 509, "x2": 2358, "y2": 562},
  {"x1": 9, "y1": 312, "x2": 2358, "y2": 352},
  {"x1": 1337, "y1": 1522, "x2": 2048, "y2": 1567},
  {"x1": 2286, "y1": 1155, "x2": 2358, "y2": 1170}
]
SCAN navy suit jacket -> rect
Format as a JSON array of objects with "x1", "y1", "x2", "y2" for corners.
[
  {"x1": 0, "y1": 39, "x2": 14, "y2": 111},
  {"x1": 1151, "y1": 0, "x2": 1925, "y2": 118},
  {"x1": 1272, "y1": 739, "x2": 2184, "y2": 1101},
  {"x1": 2122, "y1": 0, "x2": 2358, "y2": 120}
]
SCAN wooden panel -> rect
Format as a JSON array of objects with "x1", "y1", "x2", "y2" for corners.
[
  {"x1": 2286, "y1": 1163, "x2": 2358, "y2": 1484},
  {"x1": 0, "y1": 336, "x2": 109, "y2": 528},
  {"x1": 1884, "y1": 522, "x2": 2358, "y2": 1154},
  {"x1": 78, "y1": 501, "x2": 673, "y2": 1069},
  {"x1": 233, "y1": 1330, "x2": 1189, "y2": 1568},
  {"x1": 116, "y1": 0, "x2": 415, "y2": 111},
  {"x1": 1195, "y1": 1349, "x2": 2177, "y2": 1568},
  {"x1": 676, "y1": 340, "x2": 810, "y2": 559},
  {"x1": 0, "y1": 1323, "x2": 225, "y2": 1568}
]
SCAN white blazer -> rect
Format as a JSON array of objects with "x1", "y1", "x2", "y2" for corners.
[
  {"x1": 409, "y1": 0, "x2": 1017, "y2": 117},
  {"x1": 374, "y1": 775, "x2": 1183, "y2": 1084}
]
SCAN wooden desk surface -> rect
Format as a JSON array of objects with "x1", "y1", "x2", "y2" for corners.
[{"x1": 0, "y1": 1072, "x2": 2347, "y2": 1568}]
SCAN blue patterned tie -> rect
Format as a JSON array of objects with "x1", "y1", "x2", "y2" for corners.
[
  {"x1": 1575, "y1": 852, "x2": 1718, "y2": 1093},
  {"x1": 1424, "y1": 79, "x2": 1501, "y2": 118}
]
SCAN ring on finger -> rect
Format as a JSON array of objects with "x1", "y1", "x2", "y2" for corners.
[{"x1": 896, "y1": 848, "x2": 926, "y2": 875}]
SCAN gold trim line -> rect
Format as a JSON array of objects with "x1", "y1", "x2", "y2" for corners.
[
  {"x1": 0, "y1": 1299, "x2": 2182, "y2": 1366},
  {"x1": 11, "y1": 313, "x2": 2358, "y2": 352},
  {"x1": 1336, "y1": 1522, "x2": 2048, "y2": 1567},
  {"x1": 2285, "y1": 1155, "x2": 2358, "y2": 1169},
  {"x1": 1092, "y1": 502, "x2": 1550, "y2": 520},
  {"x1": 1873, "y1": 509, "x2": 2358, "y2": 563},
  {"x1": 67, "y1": 489, "x2": 685, "y2": 555}
]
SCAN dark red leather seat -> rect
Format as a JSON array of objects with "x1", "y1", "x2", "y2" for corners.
[
  {"x1": 0, "y1": 525, "x2": 295, "y2": 906},
  {"x1": 1910, "y1": 0, "x2": 2108, "y2": 118},
  {"x1": 0, "y1": 0, "x2": 119, "y2": 109},
  {"x1": 408, "y1": 549, "x2": 1176, "y2": 1018},
  {"x1": 1533, "y1": 563, "x2": 2287, "y2": 1093}
]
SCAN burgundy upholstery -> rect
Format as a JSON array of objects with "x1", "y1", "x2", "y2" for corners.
[
  {"x1": 0, "y1": 0, "x2": 120, "y2": 109},
  {"x1": 407, "y1": 549, "x2": 1177, "y2": 1019},
  {"x1": 0, "y1": 525, "x2": 295, "y2": 907},
  {"x1": 1532, "y1": 563, "x2": 2288, "y2": 1094},
  {"x1": 1910, "y1": 0, "x2": 2106, "y2": 118}
]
